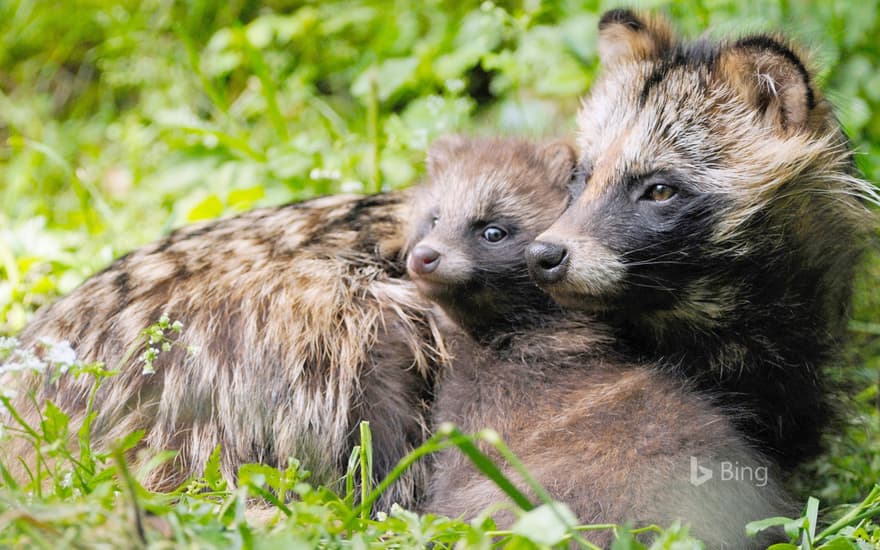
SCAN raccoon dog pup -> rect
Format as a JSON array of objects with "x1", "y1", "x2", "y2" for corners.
[
  {"x1": 2, "y1": 190, "x2": 447, "y2": 508},
  {"x1": 527, "y1": 9, "x2": 878, "y2": 466},
  {"x1": 408, "y1": 136, "x2": 789, "y2": 548}
]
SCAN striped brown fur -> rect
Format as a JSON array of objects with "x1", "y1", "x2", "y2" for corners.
[{"x1": 2, "y1": 191, "x2": 446, "y2": 509}]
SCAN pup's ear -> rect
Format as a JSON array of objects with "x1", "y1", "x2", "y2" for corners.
[
  {"x1": 597, "y1": 9, "x2": 676, "y2": 66},
  {"x1": 717, "y1": 35, "x2": 816, "y2": 133},
  {"x1": 426, "y1": 135, "x2": 470, "y2": 178},
  {"x1": 538, "y1": 140, "x2": 578, "y2": 191}
]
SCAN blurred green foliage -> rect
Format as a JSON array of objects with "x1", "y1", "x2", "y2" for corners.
[
  {"x1": 2, "y1": 0, "x2": 880, "y2": 326},
  {"x1": 0, "y1": 0, "x2": 878, "y2": 517}
]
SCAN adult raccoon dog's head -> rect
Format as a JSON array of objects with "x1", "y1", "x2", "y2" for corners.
[
  {"x1": 526, "y1": 9, "x2": 876, "y2": 337},
  {"x1": 406, "y1": 136, "x2": 577, "y2": 337}
]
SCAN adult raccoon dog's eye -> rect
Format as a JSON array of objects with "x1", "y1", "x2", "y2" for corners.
[
  {"x1": 482, "y1": 226, "x2": 508, "y2": 243},
  {"x1": 643, "y1": 184, "x2": 677, "y2": 202},
  {"x1": 431, "y1": 215, "x2": 439, "y2": 228}
]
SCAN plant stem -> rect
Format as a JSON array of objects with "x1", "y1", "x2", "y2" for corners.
[
  {"x1": 367, "y1": 67, "x2": 381, "y2": 193},
  {"x1": 359, "y1": 421, "x2": 372, "y2": 522}
]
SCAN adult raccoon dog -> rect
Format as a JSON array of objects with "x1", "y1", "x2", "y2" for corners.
[
  {"x1": 0, "y1": 136, "x2": 587, "y2": 509},
  {"x1": 526, "y1": 9, "x2": 877, "y2": 466},
  {"x1": 408, "y1": 136, "x2": 788, "y2": 548},
  {"x1": 1, "y1": 190, "x2": 445, "y2": 507}
]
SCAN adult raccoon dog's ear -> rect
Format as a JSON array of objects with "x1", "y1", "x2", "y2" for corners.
[
  {"x1": 537, "y1": 140, "x2": 578, "y2": 191},
  {"x1": 717, "y1": 35, "x2": 816, "y2": 133},
  {"x1": 597, "y1": 8, "x2": 675, "y2": 66},
  {"x1": 426, "y1": 135, "x2": 471, "y2": 178}
]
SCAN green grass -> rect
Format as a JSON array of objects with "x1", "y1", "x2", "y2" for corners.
[
  {"x1": 0, "y1": 331, "x2": 877, "y2": 547},
  {"x1": 1, "y1": 0, "x2": 879, "y2": 547}
]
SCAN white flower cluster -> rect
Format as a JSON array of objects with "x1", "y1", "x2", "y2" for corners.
[
  {"x1": 0, "y1": 336, "x2": 84, "y2": 377},
  {"x1": 0, "y1": 336, "x2": 20, "y2": 357},
  {"x1": 139, "y1": 315, "x2": 189, "y2": 374},
  {"x1": 0, "y1": 337, "x2": 44, "y2": 375},
  {"x1": 0, "y1": 337, "x2": 86, "y2": 419}
]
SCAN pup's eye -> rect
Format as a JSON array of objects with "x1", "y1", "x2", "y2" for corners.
[
  {"x1": 643, "y1": 184, "x2": 677, "y2": 202},
  {"x1": 431, "y1": 216, "x2": 439, "y2": 228},
  {"x1": 569, "y1": 163, "x2": 591, "y2": 200},
  {"x1": 482, "y1": 226, "x2": 507, "y2": 243}
]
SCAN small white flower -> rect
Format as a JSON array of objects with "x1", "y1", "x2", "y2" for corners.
[
  {"x1": 444, "y1": 78, "x2": 465, "y2": 94},
  {"x1": 410, "y1": 128, "x2": 429, "y2": 150},
  {"x1": 309, "y1": 168, "x2": 341, "y2": 181},
  {"x1": 2, "y1": 388, "x2": 20, "y2": 400},
  {"x1": 0, "y1": 336, "x2": 19, "y2": 356},
  {"x1": 426, "y1": 95, "x2": 445, "y2": 114},
  {"x1": 34, "y1": 338, "x2": 83, "y2": 374},
  {"x1": 1, "y1": 349, "x2": 47, "y2": 375},
  {"x1": 340, "y1": 180, "x2": 364, "y2": 193},
  {"x1": 43, "y1": 339, "x2": 78, "y2": 368}
]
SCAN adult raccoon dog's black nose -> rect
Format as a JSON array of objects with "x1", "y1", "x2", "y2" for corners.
[
  {"x1": 526, "y1": 241, "x2": 569, "y2": 283},
  {"x1": 409, "y1": 245, "x2": 441, "y2": 274}
]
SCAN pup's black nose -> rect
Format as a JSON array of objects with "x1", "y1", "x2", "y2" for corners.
[
  {"x1": 526, "y1": 241, "x2": 569, "y2": 284},
  {"x1": 408, "y1": 245, "x2": 441, "y2": 275}
]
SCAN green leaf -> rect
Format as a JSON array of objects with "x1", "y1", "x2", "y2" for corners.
[
  {"x1": 434, "y1": 10, "x2": 505, "y2": 80},
  {"x1": 134, "y1": 450, "x2": 178, "y2": 485},
  {"x1": 560, "y1": 13, "x2": 600, "y2": 64},
  {"x1": 245, "y1": 17, "x2": 275, "y2": 49},
  {"x1": 114, "y1": 429, "x2": 145, "y2": 453},
  {"x1": 187, "y1": 194, "x2": 224, "y2": 222},
  {"x1": 510, "y1": 502, "x2": 577, "y2": 545},
  {"x1": 359, "y1": 421, "x2": 373, "y2": 521},
  {"x1": 840, "y1": 96, "x2": 871, "y2": 135},
  {"x1": 747, "y1": 516, "x2": 797, "y2": 537},
  {"x1": 228, "y1": 186, "x2": 264, "y2": 210},
  {"x1": 439, "y1": 425, "x2": 533, "y2": 512},
  {"x1": 0, "y1": 460, "x2": 20, "y2": 491},
  {"x1": 41, "y1": 400, "x2": 69, "y2": 444},
  {"x1": 352, "y1": 57, "x2": 420, "y2": 102},
  {"x1": 804, "y1": 496, "x2": 820, "y2": 545},
  {"x1": 203, "y1": 444, "x2": 226, "y2": 491},
  {"x1": 817, "y1": 538, "x2": 860, "y2": 550},
  {"x1": 267, "y1": 148, "x2": 314, "y2": 181},
  {"x1": 610, "y1": 525, "x2": 648, "y2": 550}
]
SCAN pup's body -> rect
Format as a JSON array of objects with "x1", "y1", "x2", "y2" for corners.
[
  {"x1": 407, "y1": 136, "x2": 788, "y2": 548},
  {"x1": 527, "y1": 9, "x2": 877, "y2": 466},
  {"x1": 3, "y1": 191, "x2": 445, "y2": 508},
  {"x1": 432, "y1": 325, "x2": 786, "y2": 548}
]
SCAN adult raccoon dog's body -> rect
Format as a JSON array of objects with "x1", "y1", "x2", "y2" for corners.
[
  {"x1": 527, "y1": 9, "x2": 877, "y2": 466},
  {"x1": 407, "y1": 136, "x2": 788, "y2": 548},
  {"x1": 3, "y1": 191, "x2": 446, "y2": 508}
]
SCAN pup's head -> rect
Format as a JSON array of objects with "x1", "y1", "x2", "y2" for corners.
[
  {"x1": 406, "y1": 136, "x2": 578, "y2": 334},
  {"x1": 526, "y1": 9, "x2": 875, "y2": 332}
]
